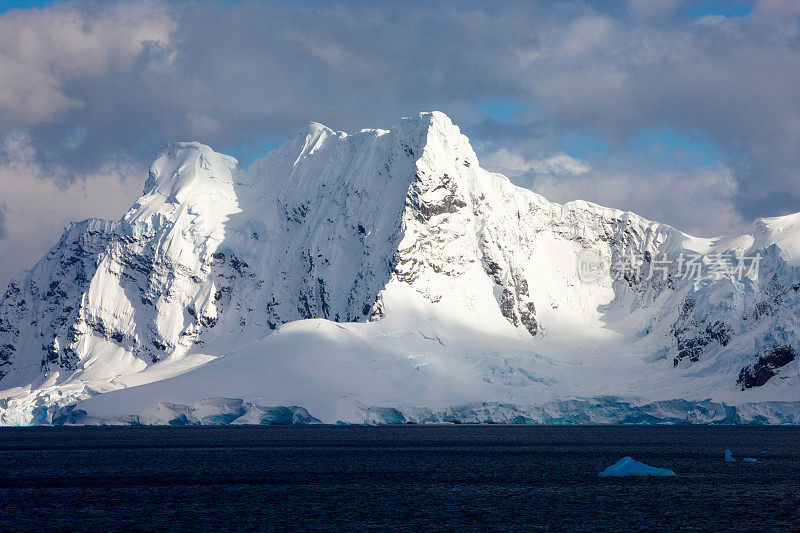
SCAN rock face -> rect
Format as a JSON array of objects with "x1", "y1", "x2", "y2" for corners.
[
  {"x1": 0, "y1": 218, "x2": 115, "y2": 381},
  {"x1": 738, "y1": 345, "x2": 796, "y2": 389},
  {"x1": 2, "y1": 111, "x2": 800, "y2": 425}
]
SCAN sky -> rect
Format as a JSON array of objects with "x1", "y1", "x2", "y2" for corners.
[{"x1": 0, "y1": 0, "x2": 799, "y2": 289}]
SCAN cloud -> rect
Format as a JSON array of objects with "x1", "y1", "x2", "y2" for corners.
[
  {"x1": 524, "y1": 164, "x2": 744, "y2": 238},
  {"x1": 559, "y1": 16, "x2": 614, "y2": 58},
  {"x1": 0, "y1": 1, "x2": 174, "y2": 126},
  {"x1": 481, "y1": 134, "x2": 744, "y2": 237},
  {"x1": 520, "y1": 1, "x2": 800, "y2": 220},
  {"x1": 0, "y1": 133, "x2": 142, "y2": 289},
  {"x1": 483, "y1": 149, "x2": 590, "y2": 176},
  {"x1": 0, "y1": 203, "x2": 6, "y2": 240}
]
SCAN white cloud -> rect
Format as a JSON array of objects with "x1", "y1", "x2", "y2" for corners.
[
  {"x1": 0, "y1": 1, "x2": 174, "y2": 125},
  {"x1": 0, "y1": 134, "x2": 143, "y2": 289},
  {"x1": 483, "y1": 148, "x2": 590, "y2": 176},
  {"x1": 526, "y1": 163, "x2": 744, "y2": 237},
  {"x1": 559, "y1": 16, "x2": 614, "y2": 59}
]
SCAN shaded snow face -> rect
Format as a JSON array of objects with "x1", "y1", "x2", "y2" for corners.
[{"x1": 3, "y1": 111, "x2": 800, "y2": 424}]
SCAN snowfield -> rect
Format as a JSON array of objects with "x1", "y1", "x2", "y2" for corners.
[{"x1": 2, "y1": 112, "x2": 800, "y2": 425}]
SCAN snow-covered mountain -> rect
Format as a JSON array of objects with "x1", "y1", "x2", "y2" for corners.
[{"x1": 2, "y1": 111, "x2": 800, "y2": 425}]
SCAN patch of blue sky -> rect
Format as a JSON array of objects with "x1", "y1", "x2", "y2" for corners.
[
  {"x1": 563, "y1": 127, "x2": 725, "y2": 169},
  {"x1": 478, "y1": 99, "x2": 525, "y2": 123},
  {"x1": 225, "y1": 140, "x2": 279, "y2": 169},
  {"x1": 686, "y1": 0, "x2": 753, "y2": 19},
  {"x1": 628, "y1": 127, "x2": 726, "y2": 168},
  {"x1": 0, "y1": 0, "x2": 62, "y2": 14},
  {"x1": 563, "y1": 135, "x2": 610, "y2": 160}
]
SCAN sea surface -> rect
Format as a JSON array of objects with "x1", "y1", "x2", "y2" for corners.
[{"x1": 0, "y1": 425, "x2": 798, "y2": 531}]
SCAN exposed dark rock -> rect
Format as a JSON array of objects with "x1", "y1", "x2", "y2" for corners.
[
  {"x1": 369, "y1": 295, "x2": 385, "y2": 321},
  {"x1": 671, "y1": 298, "x2": 732, "y2": 366},
  {"x1": 518, "y1": 301, "x2": 538, "y2": 336},
  {"x1": 152, "y1": 340, "x2": 167, "y2": 351},
  {"x1": 499, "y1": 288, "x2": 517, "y2": 326},
  {"x1": 0, "y1": 343, "x2": 14, "y2": 365},
  {"x1": 230, "y1": 255, "x2": 249, "y2": 276},
  {"x1": 705, "y1": 321, "x2": 732, "y2": 347},
  {"x1": 738, "y1": 345, "x2": 796, "y2": 389},
  {"x1": 317, "y1": 278, "x2": 330, "y2": 318},
  {"x1": 199, "y1": 315, "x2": 217, "y2": 328},
  {"x1": 407, "y1": 173, "x2": 467, "y2": 222}
]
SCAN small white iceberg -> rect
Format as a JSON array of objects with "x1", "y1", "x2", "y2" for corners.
[
  {"x1": 598, "y1": 457, "x2": 676, "y2": 477},
  {"x1": 742, "y1": 458, "x2": 757, "y2": 463},
  {"x1": 724, "y1": 449, "x2": 736, "y2": 462}
]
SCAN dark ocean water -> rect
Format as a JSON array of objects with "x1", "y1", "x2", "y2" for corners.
[{"x1": 0, "y1": 425, "x2": 798, "y2": 532}]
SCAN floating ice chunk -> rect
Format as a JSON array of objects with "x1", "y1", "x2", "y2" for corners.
[
  {"x1": 598, "y1": 457, "x2": 676, "y2": 477},
  {"x1": 742, "y1": 458, "x2": 757, "y2": 463},
  {"x1": 724, "y1": 449, "x2": 736, "y2": 462}
]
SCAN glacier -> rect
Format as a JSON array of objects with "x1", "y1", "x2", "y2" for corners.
[{"x1": 2, "y1": 111, "x2": 800, "y2": 425}]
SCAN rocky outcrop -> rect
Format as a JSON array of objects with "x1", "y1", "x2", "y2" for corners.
[{"x1": 738, "y1": 345, "x2": 796, "y2": 389}]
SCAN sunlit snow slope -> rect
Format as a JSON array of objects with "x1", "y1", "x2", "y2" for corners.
[{"x1": 2, "y1": 112, "x2": 800, "y2": 425}]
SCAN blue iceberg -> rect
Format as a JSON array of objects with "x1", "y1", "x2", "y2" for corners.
[{"x1": 598, "y1": 457, "x2": 676, "y2": 477}]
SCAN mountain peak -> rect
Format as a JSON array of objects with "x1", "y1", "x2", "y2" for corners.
[
  {"x1": 402, "y1": 110, "x2": 455, "y2": 128},
  {"x1": 385, "y1": 111, "x2": 480, "y2": 174},
  {"x1": 140, "y1": 141, "x2": 237, "y2": 203},
  {"x1": 295, "y1": 121, "x2": 341, "y2": 147},
  {"x1": 396, "y1": 111, "x2": 462, "y2": 140},
  {"x1": 303, "y1": 121, "x2": 336, "y2": 136}
]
